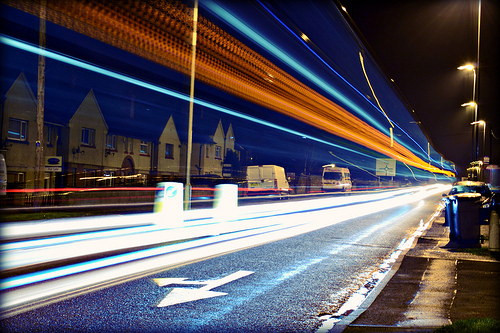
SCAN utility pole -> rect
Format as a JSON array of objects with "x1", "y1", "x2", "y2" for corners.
[
  {"x1": 34, "y1": 0, "x2": 46, "y2": 207},
  {"x1": 184, "y1": 0, "x2": 198, "y2": 210}
]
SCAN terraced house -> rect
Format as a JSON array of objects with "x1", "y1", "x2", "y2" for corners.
[{"x1": 1, "y1": 72, "x2": 241, "y2": 189}]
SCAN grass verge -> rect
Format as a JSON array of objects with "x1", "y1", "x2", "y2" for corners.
[{"x1": 435, "y1": 318, "x2": 500, "y2": 333}]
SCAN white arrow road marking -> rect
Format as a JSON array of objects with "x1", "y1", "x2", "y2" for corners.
[
  {"x1": 156, "y1": 288, "x2": 228, "y2": 307},
  {"x1": 154, "y1": 270, "x2": 254, "y2": 307},
  {"x1": 153, "y1": 278, "x2": 205, "y2": 287}
]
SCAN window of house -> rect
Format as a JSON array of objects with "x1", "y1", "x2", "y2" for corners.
[
  {"x1": 46, "y1": 126, "x2": 53, "y2": 146},
  {"x1": 215, "y1": 145, "x2": 222, "y2": 159},
  {"x1": 140, "y1": 140, "x2": 149, "y2": 155},
  {"x1": 106, "y1": 134, "x2": 117, "y2": 150},
  {"x1": 8, "y1": 118, "x2": 27, "y2": 141},
  {"x1": 81, "y1": 127, "x2": 95, "y2": 146},
  {"x1": 46, "y1": 126, "x2": 61, "y2": 147},
  {"x1": 103, "y1": 170, "x2": 115, "y2": 186},
  {"x1": 165, "y1": 143, "x2": 174, "y2": 159}
]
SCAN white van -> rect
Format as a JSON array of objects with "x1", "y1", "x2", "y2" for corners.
[
  {"x1": 246, "y1": 165, "x2": 291, "y2": 196},
  {"x1": 0, "y1": 153, "x2": 6, "y2": 195},
  {"x1": 322, "y1": 164, "x2": 352, "y2": 192}
]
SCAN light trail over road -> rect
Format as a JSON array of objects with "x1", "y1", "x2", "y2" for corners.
[{"x1": 1, "y1": 184, "x2": 450, "y2": 321}]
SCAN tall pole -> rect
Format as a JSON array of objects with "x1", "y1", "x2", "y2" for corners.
[
  {"x1": 184, "y1": 0, "x2": 198, "y2": 210},
  {"x1": 34, "y1": 0, "x2": 46, "y2": 207},
  {"x1": 473, "y1": 98, "x2": 477, "y2": 160},
  {"x1": 482, "y1": 122, "x2": 485, "y2": 160},
  {"x1": 474, "y1": 0, "x2": 481, "y2": 161}
]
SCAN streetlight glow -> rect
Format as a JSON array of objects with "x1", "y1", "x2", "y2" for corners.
[
  {"x1": 457, "y1": 64, "x2": 475, "y2": 71},
  {"x1": 461, "y1": 102, "x2": 476, "y2": 107}
]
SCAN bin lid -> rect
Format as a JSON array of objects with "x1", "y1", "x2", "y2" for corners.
[{"x1": 455, "y1": 193, "x2": 481, "y2": 200}]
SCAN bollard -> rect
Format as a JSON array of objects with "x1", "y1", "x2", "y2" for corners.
[
  {"x1": 489, "y1": 210, "x2": 499, "y2": 252},
  {"x1": 214, "y1": 184, "x2": 238, "y2": 222},
  {"x1": 154, "y1": 182, "x2": 183, "y2": 227}
]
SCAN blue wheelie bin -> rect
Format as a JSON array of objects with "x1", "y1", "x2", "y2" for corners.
[{"x1": 452, "y1": 193, "x2": 482, "y2": 247}]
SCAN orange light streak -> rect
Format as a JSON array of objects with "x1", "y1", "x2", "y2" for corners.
[{"x1": 6, "y1": 0, "x2": 454, "y2": 177}]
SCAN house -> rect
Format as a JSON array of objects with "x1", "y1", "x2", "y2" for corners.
[
  {"x1": 63, "y1": 90, "x2": 183, "y2": 187},
  {"x1": 1, "y1": 72, "x2": 60, "y2": 189},
  {"x1": 1, "y1": 72, "x2": 240, "y2": 190},
  {"x1": 179, "y1": 118, "x2": 240, "y2": 177},
  {"x1": 65, "y1": 89, "x2": 109, "y2": 187}
]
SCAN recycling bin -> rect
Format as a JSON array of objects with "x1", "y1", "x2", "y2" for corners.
[{"x1": 451, "y1": 193, "x2": 482, "y2": 247}]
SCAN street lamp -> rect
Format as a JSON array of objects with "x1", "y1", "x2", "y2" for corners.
[
  {"x1": 458, "y1": 64, "x2": 477, "y2": 115},
  {"x1": 461, "y1": 102, "x2": 478, "y2": 161},
  {"x1": 459, "y1": 63, "x2": 478, "y2": 161},
  {"x1": 471, "y1": 120, "x2": 486, "y2": 161}
]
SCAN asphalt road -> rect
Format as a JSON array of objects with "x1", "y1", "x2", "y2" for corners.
[{"x1": 1, "y1": 193, "x2": 444, "y2": 333}]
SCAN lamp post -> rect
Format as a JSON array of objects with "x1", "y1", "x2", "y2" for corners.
[
  {"x1": 458, "y1": 64, "x2": 478, "y2": 160},
  {"x1": 457, "y1": 64, "x2": 477, "y2": 103},
  {"x1": 461, "y1": 101, "x2": 478, "y2": 161},
  {"x1": 471, "y1": 120, "x2": 486, "y2": 161},
  {"x1": 457, "y1": 0, "x2": 481, "y2": 162}
]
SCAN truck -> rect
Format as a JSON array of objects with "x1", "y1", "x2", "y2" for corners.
[
  {"x1": 246, "y1": 165, "x2": 291, "y2": 197},
  {"x1": 321, "y1": 164, "x2": 352, "y2": 192}
]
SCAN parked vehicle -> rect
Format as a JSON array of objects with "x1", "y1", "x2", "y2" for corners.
[
  {"x1": 246, "y1": 165, "x2": 291, "y2": 196},
  {"x1": 443, "y1": 181, "x2": 496, "y2": 225},
  {"x1": 322, "y1": 164, "x2": 352, "y2": 192}
]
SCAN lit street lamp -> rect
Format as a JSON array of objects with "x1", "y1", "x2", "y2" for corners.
[
  {"x1": 457, "y1": 65, "x2": 477, "y2": 106},
  {"x1": 458, "y1": 62, "x2": 479, "y2": 161},
  {"x1": 461, "y1": 101, "x2": 478, "y2": 161},
  {"x1": 471, "y1": 120, "x2": 486, "y2": 161}
]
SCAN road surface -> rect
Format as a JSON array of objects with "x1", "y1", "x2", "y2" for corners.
[{"x1": 1, "y1": 192, "x2": 444, "y2": 332}]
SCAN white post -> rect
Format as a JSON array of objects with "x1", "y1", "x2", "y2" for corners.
[
  {"x1": 214, "y1": 184, "x2": 238, "y2": 221},
  {"x1": 154, "y1": 182, "x2": 184, "y2": 227},
  {"x1": 489, "y1": 210, "x2": 499, "y2": 252}
]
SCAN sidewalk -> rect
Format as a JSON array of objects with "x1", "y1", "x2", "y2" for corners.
[{"x1": 334, "y1": 213, "x2": 500, "y2": 332}]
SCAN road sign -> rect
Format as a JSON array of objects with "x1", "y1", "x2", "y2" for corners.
[
  {"x1": 376, "y1": 158, "x2": 396, "y2": 176},
  {"x1": 154, "y1": 270, "x2": 254, "y2": 307},
  {"x1": 44, "y1": 156, "x2": 62, "y2": 172}
]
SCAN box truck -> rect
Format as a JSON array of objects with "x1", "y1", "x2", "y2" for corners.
[
  {"x1": 246, "y1": 165, "x2": 291, "y2": 197},
  {"x1": 322, "y1": 164, "x2": 352, "y2": 192}
]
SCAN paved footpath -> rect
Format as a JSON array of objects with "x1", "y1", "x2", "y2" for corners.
[{"x1": 332, "y1": 214, "x2": 500, "y2": 333}]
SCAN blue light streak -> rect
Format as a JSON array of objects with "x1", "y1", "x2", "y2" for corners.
[
  {"x1": 203, "y1": 0, "x2": 452, "y2": 173},
  {"x1": 202, "y1": 0, "x2": 384, "y2": 131},
  {"x1": 256, "y1": 1, "x2": 429, "y2": 158}
]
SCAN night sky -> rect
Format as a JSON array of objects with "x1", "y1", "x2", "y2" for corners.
[
  {"x1": 2, "y1": 1, "x2": 495, "y2": 181},
  {"x1": 343, "y1": 0, "x2": 499, "y2": 177}
]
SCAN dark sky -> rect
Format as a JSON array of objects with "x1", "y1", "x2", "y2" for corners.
[
  {"x1": 2, "y1": 1, "x2": 495, "y2": 180},
  {"x1": 341, "y1": 0, "x2": 499, "y2": 177}
]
